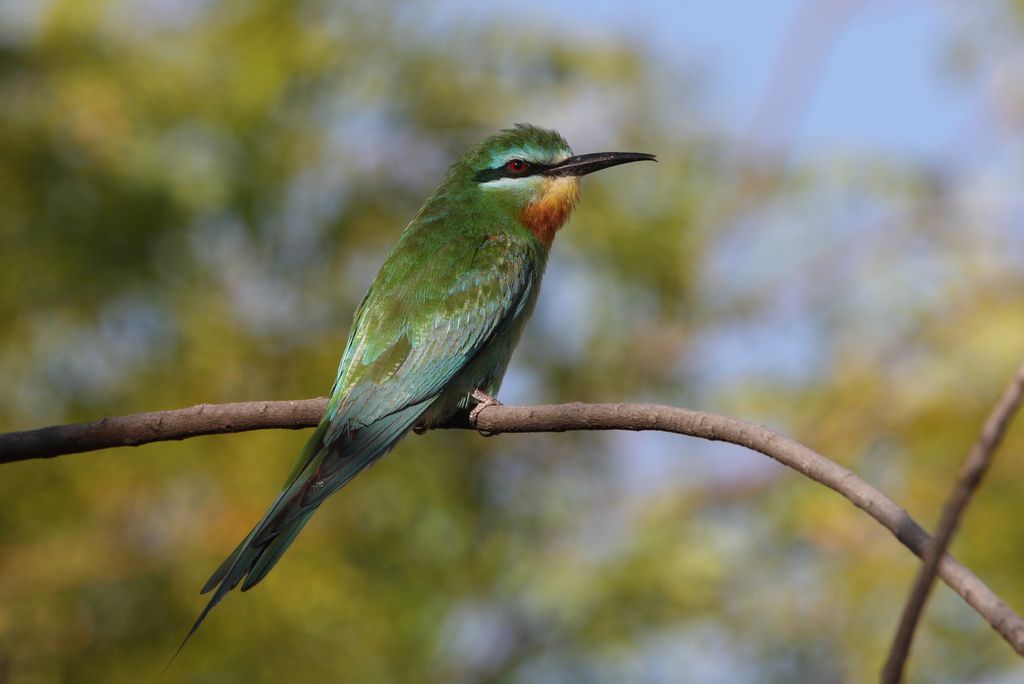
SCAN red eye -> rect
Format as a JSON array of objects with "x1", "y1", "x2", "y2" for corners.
[{"x1": 505, "y1": 159, "x2": 527, "y2": 174}]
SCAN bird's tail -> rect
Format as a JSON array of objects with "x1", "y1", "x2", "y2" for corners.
[
  {"x1": 166, "y1": 508, "x2": 316, "y2": 668},
  {"x1": 167, "y1": 400, "x2": 430, "y2": 670},
  {"x1": 165, "y1": 422, "x2": 331, "y2": 671}
]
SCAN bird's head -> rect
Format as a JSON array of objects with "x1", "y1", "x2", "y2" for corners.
[{"x1": 454, "y1": 123, "x2": 655, "y2": 244}]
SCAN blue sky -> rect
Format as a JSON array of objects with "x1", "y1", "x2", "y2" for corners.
[{"x1": 447, "y1": 0, "x2": 977, "y2": 161}]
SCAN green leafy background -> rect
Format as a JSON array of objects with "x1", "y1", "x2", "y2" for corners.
[{"x1": 2, "y1": 2, "x2": 1024, "y2": 682}]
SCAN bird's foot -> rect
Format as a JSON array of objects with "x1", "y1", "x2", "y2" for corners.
[
  {"x1": 412, "y1": 422, "x2": 428, "y2": 435},
  {"x1": 469, "y1": 389, "x2": 502, "y2": 435}
]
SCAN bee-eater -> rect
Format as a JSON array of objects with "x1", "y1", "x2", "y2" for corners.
[{"x1": 178, "y1": 123, "x2": 654, "y2": 650}]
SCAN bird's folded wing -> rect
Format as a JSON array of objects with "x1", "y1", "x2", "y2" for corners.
[{"x1": 258, "y1": 234, "x2": 542, "y2": 536}]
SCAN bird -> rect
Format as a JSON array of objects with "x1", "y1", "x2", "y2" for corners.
[{"x1": 175, "y1": 123, "x2": 655, "y2": 655}]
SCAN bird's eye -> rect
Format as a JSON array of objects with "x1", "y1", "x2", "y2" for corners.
[{"x1": 505, "y1": 159, "x2": 528, "y2": 174}]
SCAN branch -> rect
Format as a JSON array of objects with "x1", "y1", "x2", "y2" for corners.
[
  {"x1": 0, "y1": 399, "x2": 330, "y2": 463},
  {"x1": 882, "y1": 360, "x2": 1024, "y2": 683},
  {"x1": 3, "y1": 399, "x2": 1024, "y2": 658}
]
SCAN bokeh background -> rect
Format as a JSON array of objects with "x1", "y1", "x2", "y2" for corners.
[{"x1": 3, "y1": 1, "x2": 1024, "y2": 682}]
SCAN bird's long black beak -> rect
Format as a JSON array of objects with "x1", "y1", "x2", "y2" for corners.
[{"x1": 543, "y1": 152, "x2": 657, "y2": 177}]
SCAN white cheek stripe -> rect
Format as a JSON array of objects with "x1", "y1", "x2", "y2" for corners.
[{"x1": 480, "y1": 177, "x2": 539, "y2": 190}]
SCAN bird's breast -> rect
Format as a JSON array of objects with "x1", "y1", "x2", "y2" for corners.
[{"x1": 519, "y1": 176, "x2": 580, "y2": 245}]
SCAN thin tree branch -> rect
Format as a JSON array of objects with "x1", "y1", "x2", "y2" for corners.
[
  {"x1": 0, "y1": 399, "x2": 330, "y2": 462},
  {"x1": 3, "y1": 399, "x2": 1024, "y2": 658},
  {"x1": 882, "y1": 360, "x2": 1024, "y2": 684}
]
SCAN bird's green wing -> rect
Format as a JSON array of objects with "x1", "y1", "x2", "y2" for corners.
[
  {"x1": 327, "y1": 232, "x2": 540, "y2": 435},
  {"x1": 261, "y1": 230, "x2": 543, "y2": 535}
]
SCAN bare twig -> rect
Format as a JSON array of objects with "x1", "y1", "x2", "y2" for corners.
[
  {"x1": 3, "y1": 399, "x2": 1024, "y2": 657},
  {"x1": 882, "y1": 360, "x2": 1024, "y2": 683},
  {"x1": 0, "y1": 399, "x2": 330, "y2": 462}
]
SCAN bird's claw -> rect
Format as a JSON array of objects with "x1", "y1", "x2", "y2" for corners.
[{"x1": 469, "y1": 389, "x2": 502, "y2": 435}]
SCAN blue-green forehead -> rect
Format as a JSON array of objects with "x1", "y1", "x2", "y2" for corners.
[{"x1": 471, "y1": 125, "x2": 573, "y2": 168}]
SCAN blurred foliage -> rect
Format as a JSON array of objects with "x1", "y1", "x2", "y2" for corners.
[{"x1": 2, "y1": 1, "x2": 1024, "y2": 682}]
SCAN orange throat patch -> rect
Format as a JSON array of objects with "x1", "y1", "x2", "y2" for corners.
[{"x1": 520, "y1": 176, "x2": 581, "y2": 245}]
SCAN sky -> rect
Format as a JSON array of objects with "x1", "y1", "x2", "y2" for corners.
[
  {"x1": 1, "y1": 0, "x2": 984, "y2": 159},
  {"x1": 445, "y1": 0, "x2": 979, "y2": 161}
]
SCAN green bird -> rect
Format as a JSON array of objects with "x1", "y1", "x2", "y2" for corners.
[{"x1": 178, "y1": 123, "x2": 654, "y2": 651}]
